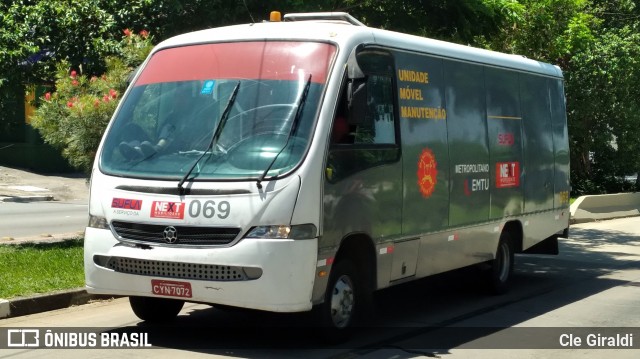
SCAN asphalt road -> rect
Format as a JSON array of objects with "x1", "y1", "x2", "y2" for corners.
[
  {"x1": 0, "y1": 201, "x2": 87, "y2": 240},
  {"x1": 1, "y1": 217, "x2": 639, "y2": 358}
]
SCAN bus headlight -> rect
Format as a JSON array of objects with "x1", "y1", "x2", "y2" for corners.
[
  {"x1": 88, "y1": 214, "x2": 109, "y2": 229},
  {"x1": 245, "y1": 224, "x2": 317, "y2": 239}
]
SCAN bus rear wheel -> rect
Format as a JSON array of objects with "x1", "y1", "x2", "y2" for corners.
[
  {"x1": 129, "y1": 296, "x2": 184, "y2": 322},
  {"x1": 488, "y1": 232, "x2": 514, "y2": 294}
]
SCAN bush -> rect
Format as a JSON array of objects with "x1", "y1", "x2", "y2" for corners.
[
  {"x1": 571, "y1": 169, "x2": 639, "y2": 197},
  {"x1": 30, "y1": 30, "x2": 153, "y2": 174}
]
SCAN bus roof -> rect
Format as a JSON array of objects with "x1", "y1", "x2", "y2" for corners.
[{"x1": 154, "y1": 14, "x2": 563, "y2": 79}]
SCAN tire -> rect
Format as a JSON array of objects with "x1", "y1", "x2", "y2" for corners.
[
  {"x1": 316, "y1": 260, "x2": 361, "y2": 342},
  {"x1": 488, "y1": 232, "x2": 514, "y2": 295},
  {"x1": 129, "y1": 296, "x2": 184, "y2": 323},
  {"x1": 212, "y1": 304, "x2": 253, "y2": 314}
]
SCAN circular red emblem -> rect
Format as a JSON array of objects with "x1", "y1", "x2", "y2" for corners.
[{"x1": 417, "y1": 148, "x2": 437, "y2": 198}]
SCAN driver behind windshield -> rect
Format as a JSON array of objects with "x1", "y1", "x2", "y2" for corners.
[{"x1": 118, "y1": 83, "x2": 202, "y2": 160}]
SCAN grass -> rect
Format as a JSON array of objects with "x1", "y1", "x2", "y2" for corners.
[{"x1": 0, "y1": 238, "x2": 84, "y2": 299}]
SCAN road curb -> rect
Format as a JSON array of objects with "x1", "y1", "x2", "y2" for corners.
[
  {"x1": 0, "y1": 195, "x2": 55, "y2": 203},
  {"x1": 0, "y1": 299, "x2": 9, "y2": 318},
  {"x1": 0, "y1": 289, "x2": 121, "y2": 319},
  {"x1": 570, "y1": 193, "x2": 640, "y2": 224}
]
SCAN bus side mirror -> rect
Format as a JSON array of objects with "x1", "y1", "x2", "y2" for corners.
[
  {"x1": 348, "y1": 80, "x2": 367, "y2": 125},
  {"x1": 126, "y1": 65, "x2": 141, "y2": 87}
]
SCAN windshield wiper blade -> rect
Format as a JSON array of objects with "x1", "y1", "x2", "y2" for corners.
[
  {"x1": 256, "y1": 74, "x2": 311, "y2": 189},
  {"x1": 178, "y1": 81, "x2": 241, "y2": 193}
]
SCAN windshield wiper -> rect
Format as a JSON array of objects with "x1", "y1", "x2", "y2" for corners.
[
  {"x1": 178, "y1": 81, "x2": 241, "y2": 194},
  {"x1": 256, "y1": 74, "x2": 312, "y2": 189}
]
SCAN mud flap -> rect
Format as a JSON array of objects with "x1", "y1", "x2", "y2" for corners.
[{"x1": 523, "y1": 228, "x2": 566, "y2": 255}]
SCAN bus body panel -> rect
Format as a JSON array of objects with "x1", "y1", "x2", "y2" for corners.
[{"x1": 314, "y1": 29, "x2": 569, "y2": 294}]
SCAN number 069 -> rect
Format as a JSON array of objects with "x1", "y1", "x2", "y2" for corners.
[{"x1": 188, "y1": 200, "x2": 231, "y2": 219}]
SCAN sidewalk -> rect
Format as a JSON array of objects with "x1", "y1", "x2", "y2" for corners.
[
  {"x1": 0, "y1": 165, "x2": 99, "y2": 319},
  {"x1": 0, "y1": 165, "x2": 89, "y2": 203}
]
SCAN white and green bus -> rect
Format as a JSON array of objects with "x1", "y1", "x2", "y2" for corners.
[{"x1": 85, "y1": 12, "x2": 570, "y2": 334}]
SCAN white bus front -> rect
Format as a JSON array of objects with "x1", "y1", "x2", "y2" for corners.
[{"x1": 84, "y1": 40, "x2": 337, "y2": 321}]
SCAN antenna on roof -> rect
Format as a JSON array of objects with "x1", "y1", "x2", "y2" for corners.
[{"x1": 242, "y1": 0, "x2": 256, "y2": 23}]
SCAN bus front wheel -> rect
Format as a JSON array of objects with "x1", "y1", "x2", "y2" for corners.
[
  {"x1": 129, "y1": 296, "x2": 184, "y2": 322},
  {"x1": 316, "y1": 260, "x2": 360, "y2": 341},
  {"x1": 488, "y1": 232, "x2": 514, "y2": 294}
]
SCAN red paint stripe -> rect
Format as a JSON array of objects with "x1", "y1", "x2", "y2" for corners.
[{"x1": 135, "y1": 41, "x2": 336, "y2": 86}]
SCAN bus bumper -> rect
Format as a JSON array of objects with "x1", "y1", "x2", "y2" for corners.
[{"x1": 84, "y1": 227, "x2": 318, "y2": 312}]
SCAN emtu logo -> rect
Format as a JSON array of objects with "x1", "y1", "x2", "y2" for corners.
[
  {"x1": 464, "y1": 178, "x2": 489, "y2": 196},
  {"x1": 496, "y1": 162, "x2": 520, "y2": 188}
]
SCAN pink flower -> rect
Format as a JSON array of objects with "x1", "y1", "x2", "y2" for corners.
[
  {"x1": 72, "y1": 80, "x2": 79, "y2": 86},
  {"x1": 109, "y1": 89, "x2": 117, "y2": 99},
  {"x1": 67, "y1": 102, "x2": 73, "y2": 108},
  {"x1": 103, "y1": 95, "x2": 110, "y2": 102},
  {"x1": 123, "y1": 29, "x2": 132, "y2": 37},
  {"x1": 139, "y1": 30, "x2": 149, "y2": 39},
  {"x1": 44, "y1": 92, "x2": 51, "y2": 101},
  {"x1": 70, "y1": 70, "x2": 77, "y2": 78}
]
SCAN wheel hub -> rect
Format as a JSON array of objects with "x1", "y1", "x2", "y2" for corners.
[{"x1": 330, "y1": 275, "x2": 354, "y2": 328}]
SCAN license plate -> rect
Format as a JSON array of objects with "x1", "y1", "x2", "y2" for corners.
[{"x1": 151, "y1": 279, "x2": 192, "y2": 298}]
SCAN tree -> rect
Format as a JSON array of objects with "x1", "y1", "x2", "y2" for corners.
[
  {"x1": 337, "y1": 0, "x2": 523, "y2": 44},
  {"x1": 1, "y1": 0, "x2": 118, "y2": 85},
  {"x1": 29, "y1": 31, "x2": 152, "y2": 173},
  {"x1": 567, "y1": 25, "x2": 640, "y2": 193}
]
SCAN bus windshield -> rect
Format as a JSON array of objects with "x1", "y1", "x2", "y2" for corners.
[{"x1": 99, "y1": 41, "x2": 336, "y2": 181}]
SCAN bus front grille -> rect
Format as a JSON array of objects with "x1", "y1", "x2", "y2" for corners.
[
  {"x1": 111, "y1": 221, "x2": 241, "y2": 246},
  {"x1": 97, "y1": 256, "x2": 262, "y2": 281}
]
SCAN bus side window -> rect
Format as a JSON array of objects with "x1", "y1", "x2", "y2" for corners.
[
  {"x1": 347, "y1": 75, "x2": 396, "y2": 145},
  {"x1": 331, "y1": 86, "x2": 353, "y2": 144}
]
